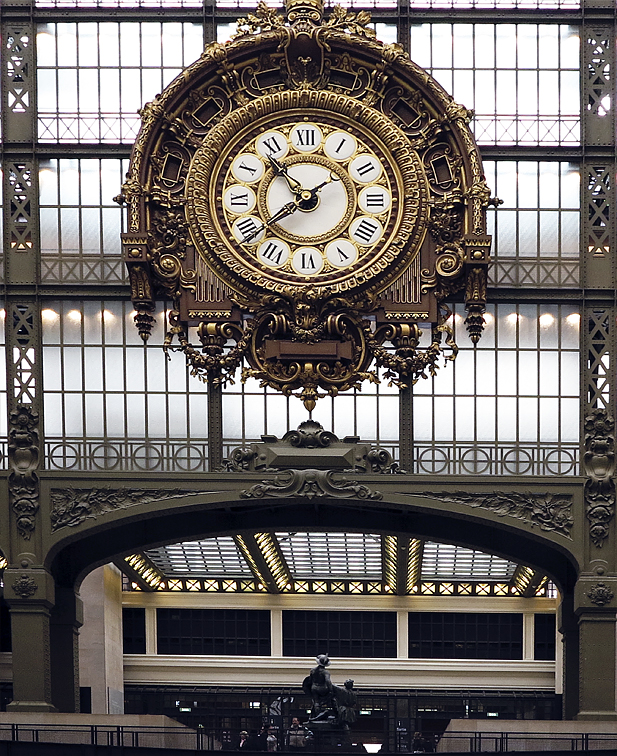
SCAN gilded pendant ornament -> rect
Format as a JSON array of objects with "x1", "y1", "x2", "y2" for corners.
[{"x1": 119, "y1": 0, "x2": 493, "y2": 409}]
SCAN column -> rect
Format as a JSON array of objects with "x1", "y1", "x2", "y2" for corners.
[
  {"x1": 50, "y1": 586, "x2": 83, "y2": 712},
  {"x1": 574, "y1": 578, "x2": 617, "y2": 720},
  {"x1": 558, "y1": 592, "x2": 580, "y2": 721},
  {"x1": 397, "y1": 610, "x2": 408, "y2": 659},
  {"x1": 4, "y1": 569, "x2": 55, "y2": 712},
  {"x1": 271, "y1": 608, "x2": 283, "y2": 656},
  {"x1": 79, "y1": 565, "x2": 125, "y2": 714},
  {"x1": 575, "y1": 0, "x2": 617, "y2": 721},
  {"x1": 522, "y1": 613, "x2": 534, "y2": 661},
  {"x1": 1, "y1": 0, "x2": 58, "y2": 712}
]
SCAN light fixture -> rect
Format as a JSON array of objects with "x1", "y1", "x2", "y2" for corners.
[{"x1": 41, "y1": 308, "x2": 59, "y2": 323}]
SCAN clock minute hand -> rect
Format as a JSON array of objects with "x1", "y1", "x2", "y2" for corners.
[
  {"x1": 267, "y1": 155, "x2": 303, "y2": 195},
  {"x1": 241, "y1": 200, "x2": 299, "y2": 243}
]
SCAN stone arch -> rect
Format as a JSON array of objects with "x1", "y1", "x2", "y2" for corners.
[
  {"x1": 6, "y1": 484, "x2": 594, "y2": 716},
  {"x1": 46, "y1": 493, "x2": 579, "y2": 595}
]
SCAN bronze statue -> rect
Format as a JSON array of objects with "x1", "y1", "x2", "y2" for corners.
[
  {"x1": 302, "y1": 656, "x2": 357, "y2": 729},
  {"x1": 302, "y1": 654, "x2": 336, "y2": 721},
  {"x1": 333, "y1": 679, "x2": 357, "y2": 728}
]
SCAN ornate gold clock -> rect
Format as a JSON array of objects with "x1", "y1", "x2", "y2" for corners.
[
  {"x1": 119, "y1": 0, "x2": 494, "y2": 410},
  {"x1": 187, "y1": 94, "x2": 427, "y2": 299}
]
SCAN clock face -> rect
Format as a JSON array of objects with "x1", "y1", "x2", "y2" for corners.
[{"x1": 186, "y1": 96, "x2": 428, "y2": 298}]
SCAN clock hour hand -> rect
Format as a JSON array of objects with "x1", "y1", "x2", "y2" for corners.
[
  {"x1": 308, "y1": 172, "x2": 340, "y2": 196},
  {"x1": 267, "y1": 155, "x2": 303, "y2": 196},
  {"x1": 241, "y1": 200, "x2": 299, "y2": 243}
]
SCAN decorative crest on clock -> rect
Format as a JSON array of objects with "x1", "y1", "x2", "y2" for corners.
[{"x1": 118, "y1": 0, "x2": 494, "y2": 410}]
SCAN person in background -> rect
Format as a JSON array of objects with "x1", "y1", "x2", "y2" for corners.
[
  {"x1": 245, "y1": 730, "x2": 262, "y2": 750},
  {"x1": 238, "y1": 731, "x2": 249, "y2": 749},
  {"x1": 267, "y1": 726, "x2": 278, "y2": 752},
  {"x1": 287, "y1": 717, "x2": 308, "y2": 751}
]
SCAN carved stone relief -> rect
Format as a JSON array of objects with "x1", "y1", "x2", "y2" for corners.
[
  {"x1": 587, "y1": 581, "x2": 614, "y2": 606},
  {"x1": 412, "y1": 490, "x2": 573, "y2": 538},
  {"x1": 50, "y1": 487, "x2": 207, "y2": 531},
  {"x1": 240, "y1": 469, "x2": 383, "y2": 500},
  {"x1": 11, "y1": 574, "x2": 38, "y2": 599}
]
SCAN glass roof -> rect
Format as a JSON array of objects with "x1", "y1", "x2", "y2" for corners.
[
  {"x1": 277, "y1": 532, "x2": 382, "y2": 579},
  {"x1": 421, "y1": 543, "x2": 517, "y2": 580},
  {"x1": 146, "y1": 537, "x2": 252, "y2": 577},
  {"x1": 144, "y1": 533, "x2": 517, "y2": 582}
]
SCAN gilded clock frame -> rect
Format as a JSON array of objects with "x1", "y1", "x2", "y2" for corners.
[{"x1": 119, "y1": 0, "x2": 494, "y2": 410}]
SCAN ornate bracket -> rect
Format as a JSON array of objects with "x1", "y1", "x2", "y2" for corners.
[
  {"x1": 8, "y1": 405, "x2": 40, "y2": 540},
  {"x1": 584, "y1": 408, "x2": 615, "y2": 547},
  {"x1": 222, "y1": 420, "x2": 402, "y2": 473}
]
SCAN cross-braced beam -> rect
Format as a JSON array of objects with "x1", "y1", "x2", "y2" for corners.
[
  {"x1": 382, "y1": 535, "x2": 423, "y2": 595},
  {"x1": 117, "y1": 553, "x2": 164, "y2": 592},
  {"x1": 235, "y1": 533, "x2": 292, "y2": 593},
  {"x1": 510, "y1": 565, "x2": 546, "y2": 597}
]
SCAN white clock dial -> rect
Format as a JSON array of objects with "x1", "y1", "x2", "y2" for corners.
[
  {"x1": 292, "y1": 247, "x2": 324, "y2": 275},
  {"x1": 224, "y1": 185, "x2": 257, "y2": 214},
  {"x1": 349, "y1": 154, "x2": 383, "y2": 183},
  {"x1": 289, "y1": 123, "x2": 323, "y2": 153},
  {"x1": 324, "y1": 131, "x2": 357, "y2": 161},
  {"x1": 358, "y1": 185, "x2": 391, "y2": 214},
  {"x1": 209, "y1": 106, "x2": 406, "y2": 291},
  {"x1": 267, "y1": 164, "x2": 349, "y2": 238},
  {"x1": 326, "y1": 239, "x2": 358, "y2": 268},
  {"x1": 232, "y1": 215, "x2": 265, "y2": 244},
  {"x1": 256, "y1": 131, "x2": 289, "y2": 159},
  {"x1": 231, "y1": 153, "x2": 264, "y2": 183},
  {"x1": 349, "y1": 216, "x2": 383, "y2": 246},
  {"x1": 258, "y1": 238, "x2": 290, "y2": 268}
]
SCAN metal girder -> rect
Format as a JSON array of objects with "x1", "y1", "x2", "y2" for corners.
[
  {"x1": 118, "y1": 553, "x2": 165, "y2": 592},
  {"x1": 234, "y1": 533, "x2": 292, "y2": 594},
  {"x1": 26, "y1": 6, "x2": 587, "y2": 24}
]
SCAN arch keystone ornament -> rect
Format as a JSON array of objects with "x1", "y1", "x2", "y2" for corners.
[{"x1": 119, "y1": 0, "x2": 493, "y2": 410}]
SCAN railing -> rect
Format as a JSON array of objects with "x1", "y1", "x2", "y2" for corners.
[
  {"x1": 0, "y1": 725, "x2": 616, "y2": 752},
  {"x1": 0, "y1": 723, "x2": 207, "y2": 750},
  {"x1": 435, "y1": 730, "x2": 617, "y2": 752}
]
